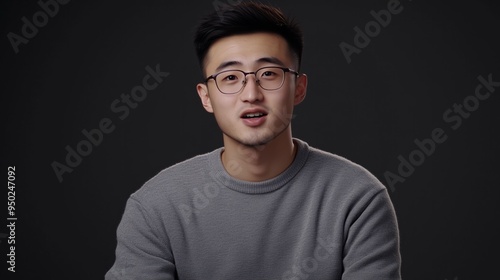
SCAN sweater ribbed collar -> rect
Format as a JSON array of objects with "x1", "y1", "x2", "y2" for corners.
[{"x1": 208, "y1": 138, "x2": 309, "y2": 194}]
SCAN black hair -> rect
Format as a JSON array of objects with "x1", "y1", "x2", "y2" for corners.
[{"x1": 194, "y1": 1, "x2": 303, "y2": 72}]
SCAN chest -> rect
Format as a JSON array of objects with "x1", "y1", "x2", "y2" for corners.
[{"x1": 170, "y1": 187, "x2": 345, "y2": 279}]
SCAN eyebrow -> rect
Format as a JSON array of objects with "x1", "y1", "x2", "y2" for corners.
[
  {"x1": 214, "y1": 56, "x2": 287, "y2": 72},
  {"x1": 215, "y1": 61, "x2": 242, "y2": 72}
]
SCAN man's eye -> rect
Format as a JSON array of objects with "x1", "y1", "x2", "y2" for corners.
[
  {"x1": 222, "y1": 75, "x2": 238, "y2": 81},
  {"x1": 260, "y1": 71, "x2": 279, "y2": 79}
]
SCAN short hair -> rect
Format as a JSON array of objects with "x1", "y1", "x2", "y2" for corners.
[{"x1": 194, "y1": 1, "x2": 303, "y2": 73}]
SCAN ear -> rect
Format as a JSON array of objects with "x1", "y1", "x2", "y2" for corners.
[
  {"x1": 197, "y1": 83, "x2": 214, "y2": 113},
  {"x1": 293, "y1": 73, "x2": 308, "y2": 105}
]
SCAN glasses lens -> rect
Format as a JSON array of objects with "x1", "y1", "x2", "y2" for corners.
[
  {"x1": 256, "y1": 67, "x2": 285, "y2": 90},
  {"x1": 213, "y1": 67, "x2": 287, "y2": 94},
  {"x1": 215, "y1": 70, "x2": 245, "y2": 94}
]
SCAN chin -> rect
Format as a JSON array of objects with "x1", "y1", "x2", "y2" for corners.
[
  {"x1": 220, "y1": 117, "x2": 292, "y2": 147},
  {"x1": 225, "y1": 126, "x2": 289, "y2": 147},
  {"x1": 235, "y1": 134, "x2": 275, "y2": 147}
]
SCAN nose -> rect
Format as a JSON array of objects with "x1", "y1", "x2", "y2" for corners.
[{"x1": 239, "y1": 74, "x2": 264, "y2": 103}]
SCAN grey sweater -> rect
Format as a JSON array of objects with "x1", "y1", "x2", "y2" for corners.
[{"x1": 106, "y1": 139, "x2": 401, "y2": 279}]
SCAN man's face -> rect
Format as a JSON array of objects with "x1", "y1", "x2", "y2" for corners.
[{"x1": 197, "y1": 32, "x2": 307, "y2": 147}]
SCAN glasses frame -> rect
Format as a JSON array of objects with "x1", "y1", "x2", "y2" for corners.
[{"x1": 204, "y1": 66, "x2": 299, "y2": 94}]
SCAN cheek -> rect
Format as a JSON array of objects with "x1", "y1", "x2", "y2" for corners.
[
  {"x1": 278, "y1": 84, "x2": 297, "y2": 106},
  {"x1": 267, "y1": 94, "x2": 295, "y2": 121},
  {"x1": 210, "y1": 95, "x2": 235, "y2": 118}
]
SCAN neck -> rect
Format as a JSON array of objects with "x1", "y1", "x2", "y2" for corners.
[{"x1": 221, "y1": 128, "x2": 296, "y2": 182}]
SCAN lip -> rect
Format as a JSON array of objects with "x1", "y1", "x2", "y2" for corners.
[
  {"x1": 240, "y1": 108, "x2": 268, "y2": 127},
  {"x1": 240, "y1": 108, "x2": 268, "y2": 118}
]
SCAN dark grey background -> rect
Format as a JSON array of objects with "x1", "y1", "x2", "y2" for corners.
[{"x1": 1, "y1": 0, "x2": 499, "y2": 279}]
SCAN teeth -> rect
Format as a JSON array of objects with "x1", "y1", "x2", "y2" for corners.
[{"x1": 244, "y1": 113, "x2": 264, "y2": 118}]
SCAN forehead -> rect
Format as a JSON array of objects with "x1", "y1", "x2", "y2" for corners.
[{"x1": 204, "y1": 32, "x2": 294, "y2": 74}]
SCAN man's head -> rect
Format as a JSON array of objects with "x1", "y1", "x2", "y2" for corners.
[
  {"x1": 194, "y1": 2, "x2": 307, "y2": 148},
  {"x1": 194, "y1": 2, "x2": 303, "y2": 74}
]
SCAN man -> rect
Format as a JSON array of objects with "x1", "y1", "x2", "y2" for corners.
[{"x1": 106, "y1": 2, "x2": 401, "y2": 279}]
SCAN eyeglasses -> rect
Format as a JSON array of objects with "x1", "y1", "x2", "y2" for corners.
[{"x1": 204, "y1": 66, "x2": 299, "y2": 94}]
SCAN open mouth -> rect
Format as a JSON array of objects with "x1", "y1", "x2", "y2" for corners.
[{"x1": 241, "y1": 112, "x2": 267, "y2": 119}]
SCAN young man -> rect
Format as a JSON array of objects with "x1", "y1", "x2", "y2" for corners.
[{"x1": 106, "y1": 2, "x2": 401, "y2": 279}]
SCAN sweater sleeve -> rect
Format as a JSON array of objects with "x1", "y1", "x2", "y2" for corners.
[
  {"x1": 105, "y1": 196, "x2": 177, "y2": 280},
  {"x1": 341, "y1": 188, "x2": 402, "y2": 280}
]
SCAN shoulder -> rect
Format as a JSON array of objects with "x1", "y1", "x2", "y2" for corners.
[
  {"x1": 130, "y1": 149, "x2": 221, "y2": 206},
  {"x1": 300, "y1": 142, "x2": 393, "y2": 222},
  {"x1": 302, "y1": 142, "x2": 387, "y2": 195}
]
